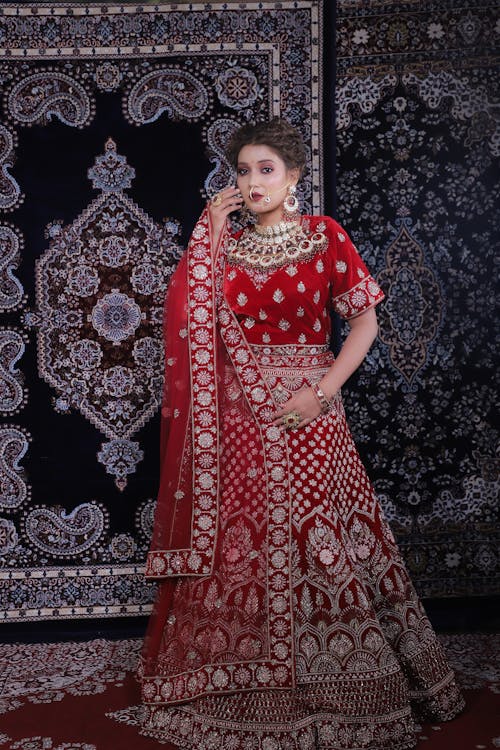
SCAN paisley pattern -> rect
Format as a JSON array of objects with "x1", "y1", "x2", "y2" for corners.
[
  {"x1": 203, "y1": 117, "x2": 241, "y2": 200},
  {"x1": 6, "y1": 72, "x2": 94, "y2": 128},
  {"x1": 125, "y1": 68, "x2": 210, "y2": 125},
  {"x1": 0, "y1": 328, "x2": 27, "y2": 415},
  {"x1": 0, "y1": 125, "x2": 23, "y2": 212},
  {"x1": 0, "y1": 224, "x2": 25, "y2": 312},
  {"x1": 23, "y1": 503, "x2": 108, "y2": 558},
  {"x1": 0, "y1": 426, "x2": 31, "y2": 512}
]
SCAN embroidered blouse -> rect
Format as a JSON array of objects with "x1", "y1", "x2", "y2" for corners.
[{"x1": 224, "y1": 215, "x2": 385, "y2": 347}]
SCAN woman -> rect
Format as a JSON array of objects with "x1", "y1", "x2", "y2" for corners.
[{"x1": 140, "y1": 119, "x2": 464, "y2": 749}]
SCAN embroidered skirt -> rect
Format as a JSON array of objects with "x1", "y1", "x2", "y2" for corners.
[{"x1": 139, "y1": 346, "x2": 464, "y2": 749}]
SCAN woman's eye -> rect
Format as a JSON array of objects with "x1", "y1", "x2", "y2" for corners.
[
  {"x1": 237, "y1": 168, "x2": 248, "y2": 175},
  {"x1": 262, "y1": 167, "x2": 273, "y2": 174}
]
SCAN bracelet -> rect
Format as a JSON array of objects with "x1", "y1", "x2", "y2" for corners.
[{"x1": 311, "y1": 382, "x2": 332, "y2": 414}]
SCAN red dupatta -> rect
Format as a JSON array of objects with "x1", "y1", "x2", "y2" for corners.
[
  {"x1": 146, "y1": 208, "x2": 226, "y2": 578},
  {"x1": 144, "y1": 208, "x2": 298, "y2": 697}
]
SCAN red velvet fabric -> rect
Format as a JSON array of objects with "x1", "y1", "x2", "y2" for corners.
[{"x1": 138, "y1": 211, "x2": 464, "y2": 748}]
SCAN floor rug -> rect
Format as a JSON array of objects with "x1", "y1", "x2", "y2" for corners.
[{"x1": 0, "y1": 634, "x2": 498, "y2": 749}]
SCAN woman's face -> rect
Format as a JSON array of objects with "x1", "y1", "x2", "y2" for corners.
[{"x1": 236, "y1": 143, "x2": 299, "y2": 226}]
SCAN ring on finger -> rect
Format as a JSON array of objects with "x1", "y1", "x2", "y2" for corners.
[
  {"x1": 211, "y1": 194, "x2": 223, "y2": 207},
  {"x1": 282, "y1": 411, "x2": 301, "y2": 430}
]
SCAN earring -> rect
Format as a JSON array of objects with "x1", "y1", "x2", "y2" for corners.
[
  {"x1": 283, "y1": 185, "x2": 299, "y2": 215},
  {"x1": 263, "y1": 192, "x2": 271, "y2": 204}
]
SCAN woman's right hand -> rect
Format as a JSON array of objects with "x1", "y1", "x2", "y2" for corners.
[{"x1": 208, "y1": 186, "x2": 244, "y2": 249}]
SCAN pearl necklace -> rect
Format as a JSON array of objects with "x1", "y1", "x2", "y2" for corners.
[{"x1": 227, "y1": 219, "x2": 327, "y2": 271}]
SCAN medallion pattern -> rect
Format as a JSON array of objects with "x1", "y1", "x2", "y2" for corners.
[
  {"x1": 215, "y1": 64, "x2": 259, "y2": 112},
  {"x1": 34, "y1": 138, "x2": 179, "y2": 490},
  {"x1": 377, "y1": 220, "x2": 442, "y2": 386}
]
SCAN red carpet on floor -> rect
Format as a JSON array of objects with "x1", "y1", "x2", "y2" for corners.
[{"x1": 0, "y1": 634, "x2": 498, "y2": 749}]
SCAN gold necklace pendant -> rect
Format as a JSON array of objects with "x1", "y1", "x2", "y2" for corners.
[{"x1": 227, "y1": 220, "x2": 327, "y2": 272}]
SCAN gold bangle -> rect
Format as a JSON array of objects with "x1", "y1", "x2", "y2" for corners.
[{"x1": 311, "y1": 382, "x2": 331, "y2": 413}]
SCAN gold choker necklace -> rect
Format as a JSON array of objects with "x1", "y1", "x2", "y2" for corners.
[
  {"x1": 252, "y1": 220, "x2": 300, "y2": 244},
  {"x1": 227, "y1": 220, "x2": 328, "y2": 271}
]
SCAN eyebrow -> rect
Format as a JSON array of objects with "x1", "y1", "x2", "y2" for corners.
[{"x1": 237, "y1": 159, "x2": 276, "y2": 166}]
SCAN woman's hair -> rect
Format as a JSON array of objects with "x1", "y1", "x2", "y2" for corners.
[{"x1": 226, "y1": 118, "x2": 306, "y2": 173}]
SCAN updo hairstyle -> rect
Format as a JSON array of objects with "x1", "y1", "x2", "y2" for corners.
[{"x1": 226, "y1": 118, "x2": 306, "y2": 174}]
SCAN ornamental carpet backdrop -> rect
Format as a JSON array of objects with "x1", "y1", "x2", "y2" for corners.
[
  {"x1": 335, "y1": 0, "x2": 499, "y2": 598},
  {"x1": 0, "y1": 0, "x2": 498, "y2": 626},
  {"x1": 0, "y1": 1, "x2": 324, "y2": 623}
]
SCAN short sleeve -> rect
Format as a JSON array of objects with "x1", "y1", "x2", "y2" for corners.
[{"x1": 328, "y1": 219, "x2": 385, "y2": 320}]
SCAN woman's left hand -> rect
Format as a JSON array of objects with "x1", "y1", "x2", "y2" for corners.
[{"x1": 271, "y1": 387, "x2": 322, "y2": 431}]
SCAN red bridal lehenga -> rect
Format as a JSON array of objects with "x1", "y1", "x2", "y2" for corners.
[{"x1": 139, "y1": 210, "x2": 464, "y2": 749}]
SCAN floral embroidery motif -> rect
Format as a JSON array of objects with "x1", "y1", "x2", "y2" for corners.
[
  {"x1": 140, "y1": 342, "x2": 464, "y2": 743},
  {"x1": 333, "y1": 275, "x2": 384, "y2": 319}
]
